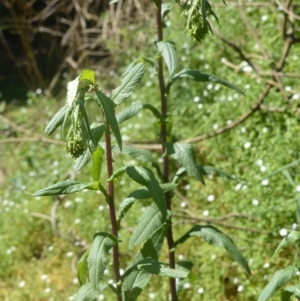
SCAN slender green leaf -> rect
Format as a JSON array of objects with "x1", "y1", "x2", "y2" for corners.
[
  {"x1": 77, "y1": 247, "x2": 91, "y2": 285},
  {"x1": 32, "y1": 180, "x2": 94, "y2": 196},
  {"x1": 45, "y1": 105, "x2": 68, "y2": 135},
  {"x1": 156, "y1": 41, "x2": 177, "y2": 77},
  {"x1": 117, "y1": 183, "x2": 177, "y2": 226},
  {"x1": 271, "y1": 231, "x2": 300, "y2": 261},
  {"x1": 166, "y1": 142, "x2": 205, "y2": 184},
  {"x1": 258, "y1": 266, "x2": 299, "y2": 301},
  {"x1": 162, "y1": 3, "x2": 174, "y2": 22},
  {"x1": 122, "y1": 226, "x2": 166, "y2": 301},
  {"x1": 176, "y1": 261, "x2": 194, "y2": 293},
  {"x1": 87, "y1": 232, "x2": 118, "y2": 286},
  {"x1": 126, "y1": 166, "x2": 167, "y2": 219},
  {"x1": 124, "y1": 258, "x2": 188, "y2": 278},
  {"x1": 167, "y1": 69, "x2": 244, "y2": 95},
  {"x1": 111, "y1": 62, "x2": 145, "y2": 105},
  {"x1": 199, "y1": 165, "x2": 237, "y2": 181},
  {"x1": 91, "y1": 146, "x2": 104, "y2": 181},
  {"x1": 129, "y1": 203, "x2": 164, "y2": 248},
  {"x1": 116, "y1": 103, "x2": 163, "y2": 124},
  {"x1": 107, "y1": 166, "x2": 127, "y2": 182},
  {"x1": 95, "y1": 90, "x2": 122, "y2": 150},
  {"x1": 174, "y1": 225, "x2": 251, "y2": 274},
  {"x1": 74, "y1": 283, "x2": 99, "y2": 301},
  {"x1": 282, "y1": 285, "x2": 300, "y2": 300}
]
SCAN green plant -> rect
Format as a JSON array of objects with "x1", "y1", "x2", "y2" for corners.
[
  {"x1": 257, "y1": 230, "x2": 300, "y2": 301},
  {"x1": 32, "y1": 1, "x2": 251, "y2": 300}
]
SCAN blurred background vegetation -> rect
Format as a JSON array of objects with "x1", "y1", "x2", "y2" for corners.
[{"x1": 1, "y1": 0, "x2": 300, "y2": 300}]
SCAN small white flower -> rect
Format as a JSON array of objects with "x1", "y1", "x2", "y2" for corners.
[
  {"x1": 183, "y1": 283, "x2": 191, "y2": 289},
  {"x1": 18, "y1": 280, "x2": 26, "y2": 288},
  {"x1": 262, "y1": 127, "x2": 268, "y2": 133},
  {"x1": 292, "y1": 223, "x2": 298, "y2": 230},
  {"x1": 197, "y1": 103, "x2": 203, "y2": 109},
  {"x1": 260, "y1": 166, "x2": 267, "y2": 172},
  {"x1": 261, "y1": 179, "x2": 269, "y2": 186},
  {"x1": 98, "y1": 205, "x2": 104, "y2": 211},
  {"x1": 72, "y1": 278, "x2": 79, "y2": 284},
  {"x1": 119, "y1": 269, "x2": 124, "y2": 276},
  {"x1": 263, "y1": 262, "x2": 270, "y2": 269},
  {"x1": 207, "y1": 195, "x2": 215, "y2": 202},
  {"x1": 48, "y1": 245, "x2": 54, "y2": 252},
  {"x1": 252, "y1": 199, "x2": 259, "y2": 206},
  {"x1": 64, "y1": 200, "x2": 72, "y2": 208},
  {"x1": 75, "y1": 197, "x2": 83, "y2": 203},
  {"x1": 233, "y1": 277, "x2": 239, "y2": 284},
  {"x1": 203, "y1": 210, "x2": 209, "y2": 216},
  {"x1": 44, "y1": 288, "x2": 51, "y2": 294},
  {"x1": 292, "y1": 94, "x2": 300, "y2": 100},
  {"x1": 237, "y1": 285, "x2": 244, "y2": 292},
  {"x1": 197, "y1": 287, "x2": 204, "y2": 294},
  {"x1": 180, "y1": 202, "x2": 187, "y2": 208},
  {"x1": 66, "y1": 251, "x2": 74, "y2": 257},
  {"x1": 279, "y1": 228, "x2": 288, "y2": 237},
  {"x1": 285, "y1": 86, "x2": 292, "y2": 92},
  {"x1": 193, "y1": 96, "x2": 200, "y2": 102},
  {"x1": 178, "y1": 254, "x2": 184, "y2": 260},
  {"x1": 99, "y1": 294, "x2": 104, "y2": 300},
  {"x1": 74, "y1": 218, "x2": 81, "y2": 224},
  {"x1": 235, "y1": 183, "x2": 242, "y2": 191},
  {"x1": 41, "y1": 274, "x2": 48, "y2": 281},
  {"x1": 296, "y1": 186, "x2": 300, "y2": 192},
  {"x1": 261, "y1": 15, "x2": 268, "y2": 22},
  {"x1": 244, "y1": 142, "x2": 251, "y2": 149},
  {"x1": 211, "y1": 254, "x2": 216, "y2": 260},
  {"x1": 148, "y1": 293, "x2": 156, "y2": 299}
]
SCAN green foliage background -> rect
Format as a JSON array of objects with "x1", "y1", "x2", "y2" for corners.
[{"x1": 1, "y1": 1, "x2": 300, "y2": 300}]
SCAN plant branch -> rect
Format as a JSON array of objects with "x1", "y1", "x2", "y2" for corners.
[{"x1": 156, "y1": 2, "x2": 177, "y2": 301}]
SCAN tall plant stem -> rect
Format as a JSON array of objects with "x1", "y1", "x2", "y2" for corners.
[
  {"x1": 105, "y1": 125, "x2": 122, "y2": 301},
  {"x1": 156, "y1": 2, "x2": 177, "y2": 301}
]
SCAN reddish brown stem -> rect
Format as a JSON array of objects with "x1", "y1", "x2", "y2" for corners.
[
  {"x1": 104, "y1": 125, "x2": 122, "y2": 301},
  {"x1": 156, "y1": 2, "x2": 177, "y2": 301}
]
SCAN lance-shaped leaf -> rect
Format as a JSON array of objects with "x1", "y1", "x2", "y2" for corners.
[
  {"x1": 162, "y1": 3, "x2": 174, "y2": 22},
  {"x1": 123, "y1": 258, "x2": 188, "y2": 279},
  {"x1": 198, "y1": 165, "x2": 237, "y2": 181},
  {"x1": 45, "y1": 105, "x2": 68, "y2": 135},
  {"x1": 282, "y1": 285, "x2": 300, "y2": 301},
  {"x1": 74, "y1": 283, "x2": 99, "y2": 301},
  {"x1": 117, "y1": 183, "x2": 177, "y2": 227},
  {"x1": 111, "y1": 62, "x2": 145, "y2": 105},
  {"x1": 174, "y1": 225, "x2": 251, "y2": 274},
  {"x1": 176, "y1": 261, "x2": 194, "y2": 294},
  {"x1": 258, "y1": 266, "x2": 299, "y2": 301},
  {"x1": 166, "y1": 69, "x2": 244, "y2": 95},
  {"x1": 126, "y1": 166, "x2": 167, "y2": 219},
  {"x1": 122, "y1": 226, "x2": 166, "y2": 301},
  {"x1": 87, "y1": 232, "x2": 118, "y2": 286},
  {"x1": 271, "y1": 231, "x2": 300, "y2": 261},
  {"x1": 77, "y1": 247, "x2": 91, "y2": 285},
  {"x1": 129, "y1": 202, "x2": 164, "y2": 248},
  {"x1": 74, "y1": 123, "x2": 105, "y2": 171},
  {"x1": 166, "y1": 142, "x2": 205, "y2": 184},
  {"x1": 156, "y1": 41, "x2": 177, "y2": 77},
  {"x1": 91, "y1": 146, "x2": 104, "y2": 182},
  {"x1": 116, "y1": 103, "x2": 163, "y2": 124},
  {"x1": 95, "y1": 90, "x2": 122, "y2": 150},
  {"x1": 32, "y1": 180, "x2": 95, "y2": 196}
]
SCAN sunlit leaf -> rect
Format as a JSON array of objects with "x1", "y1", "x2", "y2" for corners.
[
  {"x1": 156, "y1": 41, "x2": 177, "y2": 77},
  {"x1": 112, "y1": 62, "x2": 145, "y2": 105},
  {"x1": 74, "y1": 283, "x2": 99, "y2": 301},
  {"x1": 166, "y1": 142, "x2": 205, "y2": 184},
  {"x1": 174, "y1": 225, "x2": 251, "y2": 274},
  {"x1": 45, "y1": 105, "x2": 68, "y2": 135},
  {"x1": 87, "y1": 232, "x2": 118, "y2": 286},
  {"x1": 95, "y1": 90, "x2": 122, "y2": 150},
  {"x1": 129, "y1": 203, "x2": 164, "y2": 248},
  {"x1": 167, "y1": 69, "x2": 244, "y2": 94},
  {"x1": 122, "y1": 226, "x2": 166, "y2": 301},
  {"x1": 126, "y1": 166, "x2": 167, "y2": 219},
  {"x1": 258, "y1": 266, "x2": 299, "y2": 301},
  {"x1": 32, "y1": 180, "x2": 94, "y2": 196},
  {"x1": 77, "y1": 247, "x2": 91, "y2": 285}
]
